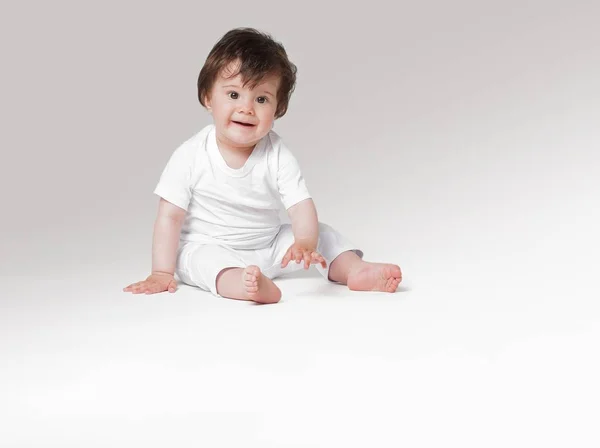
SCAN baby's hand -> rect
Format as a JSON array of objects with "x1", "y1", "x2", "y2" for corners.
[
  {"x1": 123, "y1": 272, "x2": 177, "y2": 294},
  {"x1": 281, "y1": 242, "x2": 327, "y2": 269}
]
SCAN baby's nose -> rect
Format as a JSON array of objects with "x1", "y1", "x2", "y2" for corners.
[{"x1": 238, "y1": 100, "x2": 254, "y2": 114}]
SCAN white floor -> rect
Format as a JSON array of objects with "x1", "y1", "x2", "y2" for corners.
[{"x1": 2, "y1": 252, "x2": 598, "y2": 448}]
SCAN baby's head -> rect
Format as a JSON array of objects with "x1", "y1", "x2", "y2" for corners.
[{"x1": 197, "y1": 28, "x2": 297, "y2": 149}]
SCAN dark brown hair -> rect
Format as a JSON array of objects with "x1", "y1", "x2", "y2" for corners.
[{"x1": 197, "y1": 28, "x2": 297, "y2": 119}]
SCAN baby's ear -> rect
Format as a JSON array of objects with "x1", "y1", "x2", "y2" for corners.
[{"x1": 203, "y1": 94, "x2": 212, "y2": 112}]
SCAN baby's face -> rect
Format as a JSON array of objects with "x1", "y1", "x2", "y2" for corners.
[{"x1": 205, "y1": 62, "x2": 280, "y2": 152}]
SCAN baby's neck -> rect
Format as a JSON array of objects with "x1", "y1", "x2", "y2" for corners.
[{"x1": 216, "y1": 141, "x2": 255, "y2": 170}]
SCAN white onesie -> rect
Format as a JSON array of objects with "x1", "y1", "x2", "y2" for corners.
[
  {"x1": 154, "y1": 124, "x2": 312, "y2": 250},
  {"x1": 153, "y1": 124, "x2": 362, "y2": 297}
]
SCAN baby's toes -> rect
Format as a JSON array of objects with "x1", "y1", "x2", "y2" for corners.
[
  {"x1": 244, "y1": 266, "x2": 262, "y2": 288},
  {"x1": 247, "y1": 265, "x2": 261, "y2": 275},
  {"x1": 388, "y1": 278, "x2": 400, "y2": 292},
  {"x1": 244, "y1": 277, "x2": 258, "y2": 291},
  {"x1": 244, "y1": 266, "x2": 260, "y2": 278},
  {"x1": 246, "y1": 276, "x2": 258, "y2": 285}
]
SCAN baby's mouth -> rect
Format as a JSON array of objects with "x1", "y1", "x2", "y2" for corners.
[{"x1": 232, "y1": 121, "x2": 256, "y2": 127}]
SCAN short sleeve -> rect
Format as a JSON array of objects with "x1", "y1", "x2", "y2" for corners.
[
  {"x1": 277, "y1": 142, "x2": 312, "y2": 210},
  {"x1": 153, "y1": 141, "x2": 197, "y2": 211}
]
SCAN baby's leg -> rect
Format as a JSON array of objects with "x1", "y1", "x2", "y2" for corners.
[
  {"x1": 317, "y1": 223, "x2": 402, "y2": 293},
  {"x1": 328, "y1": 250, "x2": 402, "y2": 293},
  {"x1": 178, "y1": 243, "x2": 280, "y2": 303},
  {"x1": 262, "y1": 222, "x2": 401, "y2": 293},
  {"x1": 216, "y1": 266, "x2": 281, "y2": 304}
]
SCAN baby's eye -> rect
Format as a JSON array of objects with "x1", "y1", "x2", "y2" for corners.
[
  {"x1": 257, "y1": 96, "x2": 268, "y2": 104},
  {"x1": 228, "y1": 91, "x2": 239, "y2": 99}
]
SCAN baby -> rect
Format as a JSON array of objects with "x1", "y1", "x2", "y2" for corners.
[{"x1": 123, "y1": 28, "x2": 402, "y2": 304}]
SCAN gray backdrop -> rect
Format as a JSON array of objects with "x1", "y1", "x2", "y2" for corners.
[{"x1": 1, "y1": 0, "x2": 598, "y2": 287}]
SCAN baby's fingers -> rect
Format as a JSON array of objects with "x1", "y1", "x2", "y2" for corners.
[
  {"x1": 147, "y1": 280, "x2": 176, "y2": 294},
  {"x1": 132, "y1": 282, "x2": 152, "y2": 294},
  {"x1": 312, "y1": 252, "x2": 327, "y2": 268},
  {"x1": 123, "y1": 281, "x2": 144, "y2": 293},
  {"x1": 281, "y1": 249, "x2": 292, "y2": 268},
  {"x1": 303, "y1": 251, "x2": 312, "y2": 269},
  {"x1": 144, "y1": 283, "x2": 160, "y2": 294},
  {"x1": 126, "y1": 281, "x2": 157, "y2": 294}
]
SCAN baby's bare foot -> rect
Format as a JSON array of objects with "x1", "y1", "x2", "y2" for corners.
[
  {"x1": 346, "y1": 262, "x2": 402, "y2": 293},
  {"x1": 243, "y1": 265, "x2": 282, "y2": 304}
]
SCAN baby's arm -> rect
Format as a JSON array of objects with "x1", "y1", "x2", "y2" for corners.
[
  {"x1": 281, "y1": 198, "x2": 327, "y2": 269},
  {"x1": 288, "y1": 198, "x2": 319, "y2": 247},
  {"x1": 123, "y1": 198, "x2": 186, "y2": 294}
]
